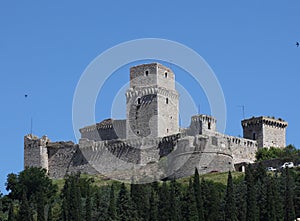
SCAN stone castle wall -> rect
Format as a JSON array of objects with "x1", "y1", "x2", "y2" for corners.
[
  {"x1": 25, "y1": 114, "x2": 279, "y2": 181},
  {"x1": 24, "y1": 128, "x2": 254, "y2": 180},
  {"x1": 23, "y1": 63, "x2": 288, "y2": 181},
  {"x1": 80, "y1": 119, "x2": 126, "y2": 141}
]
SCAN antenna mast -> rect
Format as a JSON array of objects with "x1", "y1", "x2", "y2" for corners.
[{"x1": 238, "y1": 105, "x2": 245, "y2": 119}]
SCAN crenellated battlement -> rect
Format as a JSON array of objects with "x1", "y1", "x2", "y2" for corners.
[
  {"x1": 242, "y1": 116, "x2": 288, "y2": 148},
  {"x1": 191, "y1": 114, "x2": 217, "y2": 123},
  {"x1": 242, "y1": 116, "x2": 287, "y2": 128},
  {"x1": 24, "y1": 63, "x2": 288, "y2": 180},
  {"x1": 225, "y1": 135, "x2": 257, "y2": 148}
]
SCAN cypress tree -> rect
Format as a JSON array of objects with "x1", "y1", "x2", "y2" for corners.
[
  {"x1": 224, "y1": 171, "x2": 237, "y2": 221},
  {"x1": 61, "y1": 176, "x2": 71, "y2": 221},
  {"x1": 149, "y1": 189, "x2": 158, "y2": 221},
  {"x1": 201, "y1": 178, "x2": 209, "y2": 220},
  {"x1": 158, "y1": 181, "x2": 170, "y2": 221},
  {"x1": 245, "y1": 165, "x2": 257, "y2": 221},
  {"x1": 283, "y1": 168, "x2": 295, "y2": 221},
  {"x1": 47, "y1": 204, "x2": 53, "y2": 221},
  {"x1": 18, "y1": 190, "x2": 32, "y2": 221},
  {"x1": 254, "y1": 163, "x2": 268, "y2": 220},
  {"x1": 8, "y1": 202, "x2": 16, "y2": 221},
  {"x1": 37, "y1": 191, "x2": 45, "y2": 221},
  {"x1": 0, "y1": 194, "x2": 3, "y2": 221},
  {"x1": 209, "y1": 184, "x2": 221, "y2": 221},
  {"x1": 235, "y1": 181, "x2": 247, "y2": 221},
  {"x1": 107, "y1": 184, "x2": 117, "y2": 221},
  {"x1": 254, "y1": 162, "x2": 267, "y2": 182},
  {"x1": 94, "y1": 186, "x2": 110, "y2": 221},
  {"x1": 266, "y1": 177, "x2": 277, "y2": 221},
  {"x1": 294, "y1": 171, "x2": 300, "y2": 218},
  {"x1": 61, "y1": 174, "x2": 82, "y2": 221},
  {"x1": 130, "y1": 183, "x2": 150, "y2": 221},
  {"x1": 187, "y1": 179, "x2": 199, "y2": 221},
  {"x1": 193, "y1": 168, "x2": 204, "y2": 220},
  {"x1": 85, "y1": 187, "x2": 92, "y2": 221},
  {"x1": 117, "y1": 183, "x2": 134, "y2": 221},
  {"x1": 169, "y1": 179, "x2": 181, "y2": 221},
  {"x1": 256, "y1": 179, "x2": 267, "y2": 220},
  {"x1": 273, "y1": 172, "x2": 284, "y2": 221},
  {"x1": 74, "y1": 179, "x2": 82, "y2": 221},
  {"x1": 201, "y1": 179, "x2": 221, "y2": 221}
]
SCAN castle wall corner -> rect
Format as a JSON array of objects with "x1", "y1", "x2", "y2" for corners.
[{"x1": 24, "y1": 135, "x2": 49, "y2": 171}]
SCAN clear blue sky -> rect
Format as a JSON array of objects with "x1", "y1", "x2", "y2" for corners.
[{"x1": 1, "y1": 1, "x2": 299, "y2": 193}]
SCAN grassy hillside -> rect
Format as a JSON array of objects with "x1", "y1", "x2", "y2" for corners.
[{"x1": 52, "y1": 171, "x2": 245, "y2": 190}]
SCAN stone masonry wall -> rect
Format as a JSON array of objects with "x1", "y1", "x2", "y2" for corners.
[
  {"x1": 24, "y1": 135, "x2": 49, "y2": 171},
  {"x1": 47, "y1": 141, "x2": 98, "y2": 178},
  {"x1": 242, "y1": 116, "x2": 288, "y2": 148},
  {"x1": 167, "y1": 134, "x2": 234, "y2": 179},
  {"x1": 130, "y1": 63, "x2": 158, "y2": 88},
  {"x1": 262, "y1": 124, "x2": 286, "y2": 148},
  {"x1": 156, "y1": 63, "x2": 175, "y2": 91},
  {"x1": 79, "y1": 119, "x2": 126, "y2": 141},
  {"x1": 186, "y1": 115, "x2": 217, "y2": 136},
  {"x1": 24, "y1": 130, "x2": 258, "y2": 180},
  {"x1": 126, "y1": 63, "x2": 179, "y2": 139},
  {"x1": 23, "y1": 63, "x2": 287, "y2": 181},
  {"x1": 127, "y1": 93, "x2": 158, "y2": 138},
  {"x1": 25, "y1": 113, "x2": 261, "y2": 180},
  {"x1": 157, "y1": 92, "x2": 179, "y2": 137},
  {"x1": 227, "y1": 135, "x2": 258, "y2": 164}
]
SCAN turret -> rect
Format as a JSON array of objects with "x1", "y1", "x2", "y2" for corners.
[{"x1": 186, "y1": 114, "x2": 217, "y2": 136}]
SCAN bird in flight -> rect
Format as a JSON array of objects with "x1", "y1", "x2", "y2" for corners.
[
  {"x1": 296, "y1": 42, "x2": 299, "y2": 47},
  {"x1": 25, "y1": 94, "x2": 28, "y2": 98}
]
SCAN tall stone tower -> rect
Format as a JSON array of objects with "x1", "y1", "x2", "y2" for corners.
[
  {"x1": 126, "y1": 63, "x2": 179, "y2": 139},
  {"x1": 241, "y1": 116, "x2": 288, "y2": 148}
]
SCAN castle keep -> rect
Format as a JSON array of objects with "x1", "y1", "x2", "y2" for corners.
[{"x1": 24, "y1": 63, "x2": 288, "y2": 181}]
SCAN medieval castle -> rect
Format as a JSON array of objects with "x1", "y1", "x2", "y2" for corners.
[{"x1": 24, "y1": 63, "x2": 288, "y2": 181}]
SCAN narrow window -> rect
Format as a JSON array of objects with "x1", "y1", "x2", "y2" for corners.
[
  {"x1": 167, "y1": 129, "x2": 169, "y2": 133},
  {"x1": 164, "y1": 72, "x2": 168, "y2": 78},
  {"x1": 137, "y1": 98, "x2": 141, "y2": 105},
  {"x1": 208, "y1": 122, "x2": 211, "y2": 130},
  {"x1": 145, "y1": 70, "x2": 149, "y2": 76},
  {"x1": 166, "y1": 98, "x2": 168, "y2": 104},
  {"x1": 253, "y1": 133, "x2": 256, "y2": 140}
]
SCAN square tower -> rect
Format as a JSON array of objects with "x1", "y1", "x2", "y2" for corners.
[
  {"x1": 126, "y1": 63, "x2": 179, "y2": 139},
  {"x1": 241, "y1": 116, "x2": 288, "y2": 148}
]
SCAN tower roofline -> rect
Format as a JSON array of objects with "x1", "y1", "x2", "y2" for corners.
[
  {"x1": 242, "y1": 116, "x2": 288, "y2": 128},
  {"x1": 191, "y1": 114, "x2": 217, "y2": 123},
  {"x1": 130, "y1": 62, "x2": 172, "y2": 72}
]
